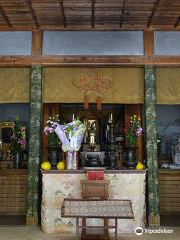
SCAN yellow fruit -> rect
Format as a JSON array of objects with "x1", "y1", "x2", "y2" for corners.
[
  {"x1": 41, "y1": 161, "x2": 51, "y2": 170},
  {"x1": 57, "y1": 161, "x2": 65, "y2": 170},
  {"x1": 136, "y1": 162, "x2": 144, "y2": 170}
]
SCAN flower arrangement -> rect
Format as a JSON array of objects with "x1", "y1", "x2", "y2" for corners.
[
  {"x1": 61, "y1": 118, "x2": 82, "y2": 140},
  {"x1": 10, "y1": 116, "x2": 26, "y2": 153},
  {"x1": 124, "y1": 115, "x2": 142, "y2": 147},
  {"x1": 55, "y1": 118, "x2": 86, "y2": 152},
  {"x1": 44, "y1": 116, "x2": 86, "y2": 151},
  {"x1": 44, "y1": 115, "x2": 60, "y2": 147}
]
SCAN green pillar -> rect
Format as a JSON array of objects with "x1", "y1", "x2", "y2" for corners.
[
  {"x1": 144, "y1": 65, "x2": 160, "y2": 226},
  {"x1": 26, "y1": 66, "x2": 42, "y2": 226}
]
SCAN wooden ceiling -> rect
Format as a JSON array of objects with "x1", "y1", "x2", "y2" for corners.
[{"x1": 0, "y1": 0, "x2": 180, "y2": 31}]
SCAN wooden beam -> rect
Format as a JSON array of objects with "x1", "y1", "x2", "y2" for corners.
[
  {"x1": 0, "y1": 4, "x2": 11, "y2": 28},
  {"x1": 92, "y1": 0, "x2": 95, "y2": 28},
  {"x1": 144, "y1": 31, "x2": 154, "y2": 55},
  {"x1": 26, "y1": 0, "x2": 39, "y2": 28},
  {"x1": 120, "y1": 0, "x2": 126, "y2": 28},
  {"x1": 174, "y1": 14, "x2": 180, "y2": 28},
  {"x1": 59, "y1": 0, "x2": 66, "y2": 28},
  {"x1": 147, "y1": 0, "x2": 160, "y2": 28},
  {"x1": 0, "y1": 24, "x2": 180, "y2": 31},
  {"x1": 1, "y1": 55, "x2": 180, "y2": 67},
  {"x1": 32, "y1": 30, "x2": 43, "y2": 57}
]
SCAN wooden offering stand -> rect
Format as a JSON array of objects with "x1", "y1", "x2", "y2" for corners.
[{"x1": 81, "y1": 179, "x2": 110, "y2": 240}]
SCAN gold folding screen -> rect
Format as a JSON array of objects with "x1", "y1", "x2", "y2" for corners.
[
  {"x1": 156, "y1": 68, "x2": 180, "y2": 104},
  {"x1": 42, "y1": 68, "x2": 144, "y2": 104},
  {"x1": 0, "y1": 68, "x2": 30, "y2": 103}
]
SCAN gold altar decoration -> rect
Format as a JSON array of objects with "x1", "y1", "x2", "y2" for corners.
[
  {"x1": 42, "y1": 68, "x2": 144, "y2": 104},
  {"x1": 0, "y1": 121, "x2": 14, "y2": 140},
  {"x1": 156, "y1": 68, "x2": 180, "y2": 104},
  {"x1": 0, "y1": 122, "x2": 15, "y2": 168},
  {"x1": 72, "y1": 68, "x2": 112, "y2": 110},
  {"x1": 0, "y1": 68, "x2": 30, "y2": 103}
]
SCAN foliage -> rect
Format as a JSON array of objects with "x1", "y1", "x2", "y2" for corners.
[
  {"x1": 62, "y1": 118, "x2": 81, "y2": 139},
  {"x1": 124, "y1": 115, "x2": 142, "y2": 147},
  {"x1": 44, "y1": 115, "x2": 60, "y2": 147},
  {"x1": 10, "y1": 115, "x2": 26, "y2": 153}
]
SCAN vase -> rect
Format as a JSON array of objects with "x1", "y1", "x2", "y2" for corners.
[
  {"x1": 125, "y1": 147, "x2": 138, "y2": 169},
  {"x1": 14, "y1": 152, "x2": 21, "y2": 169},
  {"x1": 47, "y1": 147, "x2": 61, "y2": 170},
  {"x1": 65, "y1": 151, "x2": 79, "y2": 170}
]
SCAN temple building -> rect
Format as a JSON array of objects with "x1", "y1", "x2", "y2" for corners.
[{"x1": 0, "y1": 1, "x2": 180, "y2": 240}]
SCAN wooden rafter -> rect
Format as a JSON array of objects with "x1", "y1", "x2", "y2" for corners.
[
  {"x1": 147, "y1": 0, "x2": 160, "y2": 28},
  {"x1": 0, "y1": 4, "x2": 11, "y2": 28},
  {"x1": 0, "y1": 1, "x2": 179, "y2": 31},
  {"x1": 59, "y1": 0, "x2": 66, "y2": 28},
  {"x1": 26, "y1": 0, "x2": 39, "y2": 28},
  {"x1": 174, "y1": 14, "x2": 180, "y2": 28},
  {"x1": 120, "y1": 0, "x2": 126, "y2": 28},
  {"x1": 92, "y1": 0, "x2": 95, "y2": 28}
]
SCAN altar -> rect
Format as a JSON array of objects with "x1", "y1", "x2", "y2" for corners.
[{"x1": 41, "y1": 170, "x2": 146, "y2": 234}]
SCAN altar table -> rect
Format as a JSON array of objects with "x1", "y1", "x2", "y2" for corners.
[
  {"x1": 41, "y1": 170, "x2": 146, "y2": 234},
  {"x1": 61, "y1": 199, "x2": 134, "y2": 240}
]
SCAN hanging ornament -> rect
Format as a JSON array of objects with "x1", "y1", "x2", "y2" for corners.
[
  {"x1": 84, "y1": 91, "x2": 89, "y2": 109},
  {"x1": 72, "y1": 68, "x2": 112, "y2": 110},
  {"x1": 97, "y1": 93, "x2": 101, "y2": 110}
]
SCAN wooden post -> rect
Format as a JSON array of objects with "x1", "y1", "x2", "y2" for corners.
[
  {"x1": 32, "y1": 30, "x2": 43, "y2": 57},
  {"x1": 26, "y1": 66, "x2": 42, "y2": 226},
  {"x1": 115, "y1": 219, "x2": 118, "y2": 240},
  {"x1": 76, "y1": 218, "x2": 79, "y2": 240},
  {"x1": 144, "y1": 31, "x2": 154, "y2": 55},
  {"x1": 144, "y1": 65, "x2": 160, "y2": 226}
]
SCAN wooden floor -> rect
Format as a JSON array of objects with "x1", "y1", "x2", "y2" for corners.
[
  {"x1": 0, "y1": 215, "x2": 179, "y2": 240},
  {"x1": 0, "y1": 215, "x2": 179, "y2": 227},
  {"x1": 0, "y1": 216, "x2": 26, "y2": 226},
  {"x1": 0, "y1": 226, "x2": 180, "y2": 240}
]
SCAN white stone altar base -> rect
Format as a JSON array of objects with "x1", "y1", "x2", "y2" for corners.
[{"x1": 41, "y1": 170, "x2": 146, "y2": 234}]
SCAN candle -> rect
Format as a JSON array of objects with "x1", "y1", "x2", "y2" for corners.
[
  {"x1": 105, "y1": 129, "x2": 108, "y2": 139},
  {"x1": 72, "y1": 114, "x2": 75, "y2": 121},
  {"x1": 110, "y1": 114, "x2": 113, "y2": 121}
]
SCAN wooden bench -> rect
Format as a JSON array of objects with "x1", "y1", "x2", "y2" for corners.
[{"x1": 61, "y1": 198, "x2": 134, "y2": 240}]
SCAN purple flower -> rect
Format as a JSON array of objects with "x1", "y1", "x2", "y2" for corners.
[
  {"x1": 73, "y1": 126, "x2": 78, "y2": 131},
  {"x1": 48, "y1": 127, "x2": 54, "y2": 133},
  {"x1": 136, "y1": 127, "x2": 142, "y2": 136},
  {"x1": 44, "y1": 126, "x2": 50, "y2": 133},
  {"x1": 20, "y1": 127, "x2": 25, "y2": 132},
  {"x1": 18, "y1": 139, "x2": 26, "y2": 145}
]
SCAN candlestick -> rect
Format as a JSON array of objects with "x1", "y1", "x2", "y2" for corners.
[{"x1": 106, "y1": 121, "x2": 118, "y2": 170}]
